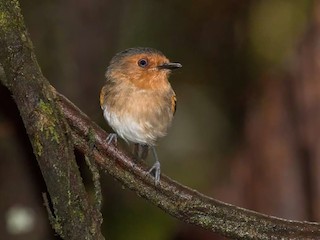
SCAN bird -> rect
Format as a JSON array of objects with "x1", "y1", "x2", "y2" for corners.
[{"x1": 100, "y1": 47, "x2": 182, "y2": 184}]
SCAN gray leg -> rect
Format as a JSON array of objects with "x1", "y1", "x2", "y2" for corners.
[
  {"x1": 133, "y1": 144, "x2": 149, "y2": 161},
  {"x1": 106, "y1": 133, "x2": 117, "y2": 145},
  {"x1": 148, "y1": 146, "x2": 161, "y2": 184}
]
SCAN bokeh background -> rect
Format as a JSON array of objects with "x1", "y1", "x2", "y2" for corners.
[{"x1": 0, "y1": 0, "x2": 319, "y2": 239}]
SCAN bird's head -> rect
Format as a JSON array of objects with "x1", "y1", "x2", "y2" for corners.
[{"x1": 106, "y1": 47, "x2": 182, "y2": 90}]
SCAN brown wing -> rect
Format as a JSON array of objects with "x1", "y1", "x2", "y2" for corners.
[
  {"x1": 100, "y1": 85, "x2": 107, "y2": 108},
  {"x1": 171, "y1": 94, "x2": 177, "y2": 115}
]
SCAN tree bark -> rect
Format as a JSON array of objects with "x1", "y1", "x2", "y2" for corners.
[{"x1": 0, "y1": 1, "x2": 103, "y2": 239}]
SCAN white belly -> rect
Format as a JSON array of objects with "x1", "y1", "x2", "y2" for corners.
[{"x1": 103, "y1": 107, "x2": 157, "y2": 145}]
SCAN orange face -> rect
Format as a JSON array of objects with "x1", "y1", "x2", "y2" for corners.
[{"x1": 106, "y1": 51, "x2": 178, "y2": 90}]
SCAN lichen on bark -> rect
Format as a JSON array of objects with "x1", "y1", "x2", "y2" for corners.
[{"x1": 0, "y1": 1, "x2": 104, "y2": 239}]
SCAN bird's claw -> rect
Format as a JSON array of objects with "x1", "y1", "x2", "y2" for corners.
[
  {"x1": 148, "y1": 161, "x2": 161, "y2": 185},
  {"x1": 106, "y1": 133, "x2": 117, "y2": 145}
]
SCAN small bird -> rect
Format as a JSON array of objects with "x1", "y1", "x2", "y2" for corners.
[{"x1": 100, "y1": 47, "x2": 182, "y2": 184}]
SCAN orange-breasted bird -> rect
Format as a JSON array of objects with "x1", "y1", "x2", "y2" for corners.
[{"x1": 100, "y1": 47, "x2": 182, "y2": 184}]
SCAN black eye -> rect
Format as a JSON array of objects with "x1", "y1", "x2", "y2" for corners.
[{"x1": 138, "y1": 58, "x2": 148, "y2": 68}]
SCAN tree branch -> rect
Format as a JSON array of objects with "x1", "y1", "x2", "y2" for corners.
[
  {"x1": 0, "y1": 1, "x2": 103, "y2": 239},
  {"x1": 57, "y1": 90, "x2": 320, "y2": 240}
]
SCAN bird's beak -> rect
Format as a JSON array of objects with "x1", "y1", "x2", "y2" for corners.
[{"x1": 158, "y1": 62, "x2": 182, "y2": 70}]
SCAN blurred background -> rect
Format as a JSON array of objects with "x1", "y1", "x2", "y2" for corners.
[{"x1": 0, "y1": 0, "x2": 319, "y2": 239}]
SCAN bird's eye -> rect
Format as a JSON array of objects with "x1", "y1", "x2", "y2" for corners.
[{"x1": 138, "y1": 59, "x2": 148, "y2": 68}]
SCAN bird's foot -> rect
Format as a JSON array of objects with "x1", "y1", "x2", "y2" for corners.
[
  {"x1": 106, "y1": 133, "x2": 117, "y2": 145},
  {"x1": 148, "y1": 160, "x2": 161, "y2": 185}
]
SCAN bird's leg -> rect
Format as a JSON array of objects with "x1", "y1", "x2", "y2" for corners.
[
  {"x1": 133, "y1": 143, "x2": 149, "y2": 161},
  {"x1": 140, "y1": 144, "x2": 149, "y2": 160},
  {"x1": 133, "y1": 143, "x2": 139, "y2": 160},
  {"x1": 106, "y1": 133, "x2": 117, "y2": 145},
  {"x1": 148, "y1": 146, "x2": 161, "y2": 184},
  {"x1": 133, "y1": 144, "x2": 160, "y2": 184}
]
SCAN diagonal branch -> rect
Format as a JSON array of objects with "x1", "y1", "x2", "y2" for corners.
[{"x1": 57, "y1": 90, "x2": 320, "y2": 240}]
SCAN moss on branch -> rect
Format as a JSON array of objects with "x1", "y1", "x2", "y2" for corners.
[{"x1": 0, "y1": 1, "x2": 104, "y2": 239}]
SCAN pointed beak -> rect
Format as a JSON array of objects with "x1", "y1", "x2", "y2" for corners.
[{"x1": 158, "y1": 62, "x2": 182, "y2": 70}]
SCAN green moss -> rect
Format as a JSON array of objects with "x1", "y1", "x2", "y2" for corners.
[
  {"x1": 76, "y1": 210, "x2": 85, "y2": 222},
  {"x1": 33, "y1": 135, "x2": 43, "y2": 157},
  {"x1": 39, "y1": 99, "x2": 54, "y2": 115},
  {"x1": 0, "y1": 0, "x2": 24, "y2": 33},
  {"x1": 52, "y1": 215, "x2": 63, "y2": 237},
  {"x1": 0, "y1": 11, "x2": 10, "y2": 32},
  {"x1": 38, "y1": 99, "x2": 60, "y2": 143}
]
